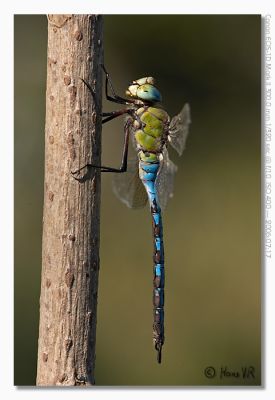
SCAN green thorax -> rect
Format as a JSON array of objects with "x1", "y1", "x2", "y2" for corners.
[{"x1": 134, "y1": 106, "x2": 169, "y2": 162}]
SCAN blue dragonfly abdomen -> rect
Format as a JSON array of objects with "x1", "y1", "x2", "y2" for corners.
[{"x1": 139, "y1": 160, "x2": 165, "y2": 362}]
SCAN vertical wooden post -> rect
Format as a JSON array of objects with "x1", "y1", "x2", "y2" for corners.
[{"x1": 36, "y1": 14, "x2": 103, "y2": 386}]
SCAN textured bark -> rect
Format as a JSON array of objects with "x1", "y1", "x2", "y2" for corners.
[{"x1": 36, "y1": 15, "x2": 103, "y2": 386}]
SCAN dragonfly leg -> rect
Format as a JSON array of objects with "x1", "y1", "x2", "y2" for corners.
[
  {"x1": 80, "y1": 66, "x2": 135, "y2": 106},
  {"x1": 102, "y1": 108, "x2": 132, "y2": 124},
  {"x1": 71, "y1": 120, "x2": 131, "y2": 177},
  {"x1": 101, "y1": 64, "x2": 135, "y2": 105},
  {"x1": 80, "y1": 78, "x2": 96, "y2": 100},
  {"x1": 80, "y1": 75, "x2": 130, "y2": 107},
  {"x1": 80, "y1": 78, "x2": 133, "y2": 124}
]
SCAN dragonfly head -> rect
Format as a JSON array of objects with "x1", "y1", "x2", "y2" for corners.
[{"x1": 126, "y1": 77, "x2": 162, "y2": 103}]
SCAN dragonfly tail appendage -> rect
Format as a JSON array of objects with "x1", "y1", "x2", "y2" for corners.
[
  {"x1": 139, "y1": 161, "x2": 165, "y2": 364},
  {"x1": 155, "y1": 342, "x2": 162, "y2": 364}
]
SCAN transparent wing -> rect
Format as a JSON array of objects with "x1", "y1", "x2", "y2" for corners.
[
  {"x1": 155, "y1": 147, "x2": 178, "y2": 210},
  {"x1": 112, "y1": 157, "x2": 148, "y2": 209},
  {"x1": 168, "y1": 103, "x2": 191, "y2": 156}
]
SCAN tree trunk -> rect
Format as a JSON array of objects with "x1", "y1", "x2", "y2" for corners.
[{"x1": 36, "y1": 14, "x2": 103, "y2": 386}]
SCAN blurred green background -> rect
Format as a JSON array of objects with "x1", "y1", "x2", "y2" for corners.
[{"x1": 14, "y1": 15, "x2": 261, "y2": 386}]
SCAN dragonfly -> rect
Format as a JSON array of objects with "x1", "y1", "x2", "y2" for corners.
[{"x1": 72, "y1": 65, "x2": 191, "y2": 363}]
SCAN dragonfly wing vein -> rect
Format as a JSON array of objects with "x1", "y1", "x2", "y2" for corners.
[
  {"x1": 168, "y1": 103, "x2": 191, "y2": 156},
  {"x1": 155, "y1": 147, "x2": 178, "y2": 210},
  {"x1": 112, "y1": 158, "x2": 148, "y2": 208}
]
